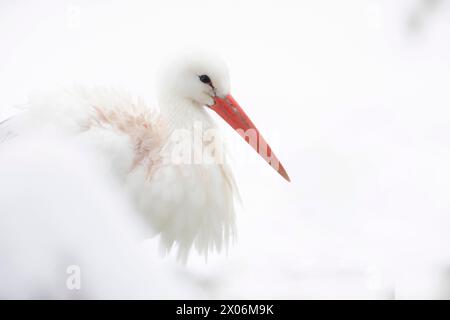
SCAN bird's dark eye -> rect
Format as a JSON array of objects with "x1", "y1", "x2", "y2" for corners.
[{"x1": 199, "y1": 74, "x2": 211, "y2": 84}]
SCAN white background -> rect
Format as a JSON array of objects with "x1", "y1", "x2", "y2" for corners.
[{"x1": 1, "y1": 0, "x2": 450, "y2": 298}]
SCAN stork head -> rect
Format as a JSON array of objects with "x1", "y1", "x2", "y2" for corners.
[
  {"x1": 157, "y1": 52, "x2": 230, "y2": 107},
  {"x1": 157, "y1": 52, "x2": 290, "y2": 182}
]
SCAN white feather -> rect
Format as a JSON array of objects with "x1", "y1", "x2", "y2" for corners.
[
  {"x1": 0, "y1": 135, "x2": 204, "y2": 298},
  {"x1": 2, "y1": 54, "x2": 240, "y2": 262}
]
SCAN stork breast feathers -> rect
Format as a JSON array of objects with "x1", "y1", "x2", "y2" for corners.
[{"x1": 6, "y1": 87, "x2": 239, "y2": 262}]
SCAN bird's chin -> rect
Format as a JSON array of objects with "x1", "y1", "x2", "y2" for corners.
[
  {"x1": 201, "y1": 94, "x2": 215, "y2": 108},
  {"x1": 204, "y1": 101, "x2": 214, "y2": 109}
]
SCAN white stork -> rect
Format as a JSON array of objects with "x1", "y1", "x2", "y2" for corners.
[{"x1": 1, "y1": 52, "x2": 289, "y2": 262}]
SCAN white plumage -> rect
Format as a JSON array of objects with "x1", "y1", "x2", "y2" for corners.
[
  {"x1": 1, "y1": 53, "x2": 240, "y2": 262},
  {"x1": 0, "y1": 135, "x2": 204, "y2": 298},
  {"x1": 1, "y1": 52, "x2": 289, "y2": 262}
]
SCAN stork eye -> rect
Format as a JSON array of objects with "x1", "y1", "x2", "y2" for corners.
[{"x1": 199, "y1": 74, "x2": 211, "y2": 84}]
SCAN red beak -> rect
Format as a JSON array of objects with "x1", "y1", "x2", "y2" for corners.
[{"x1": 210, "y1": 94, "x2": 290, "y2": 182}]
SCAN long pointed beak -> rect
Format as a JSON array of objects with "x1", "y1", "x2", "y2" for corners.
[{"x1": 210, "y1": 94, "x2": 290, "y2": 182}]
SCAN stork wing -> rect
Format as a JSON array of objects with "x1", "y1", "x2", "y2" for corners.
[{"x1": 0, "y1": 87, "x2": 164, "y2": 182}]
